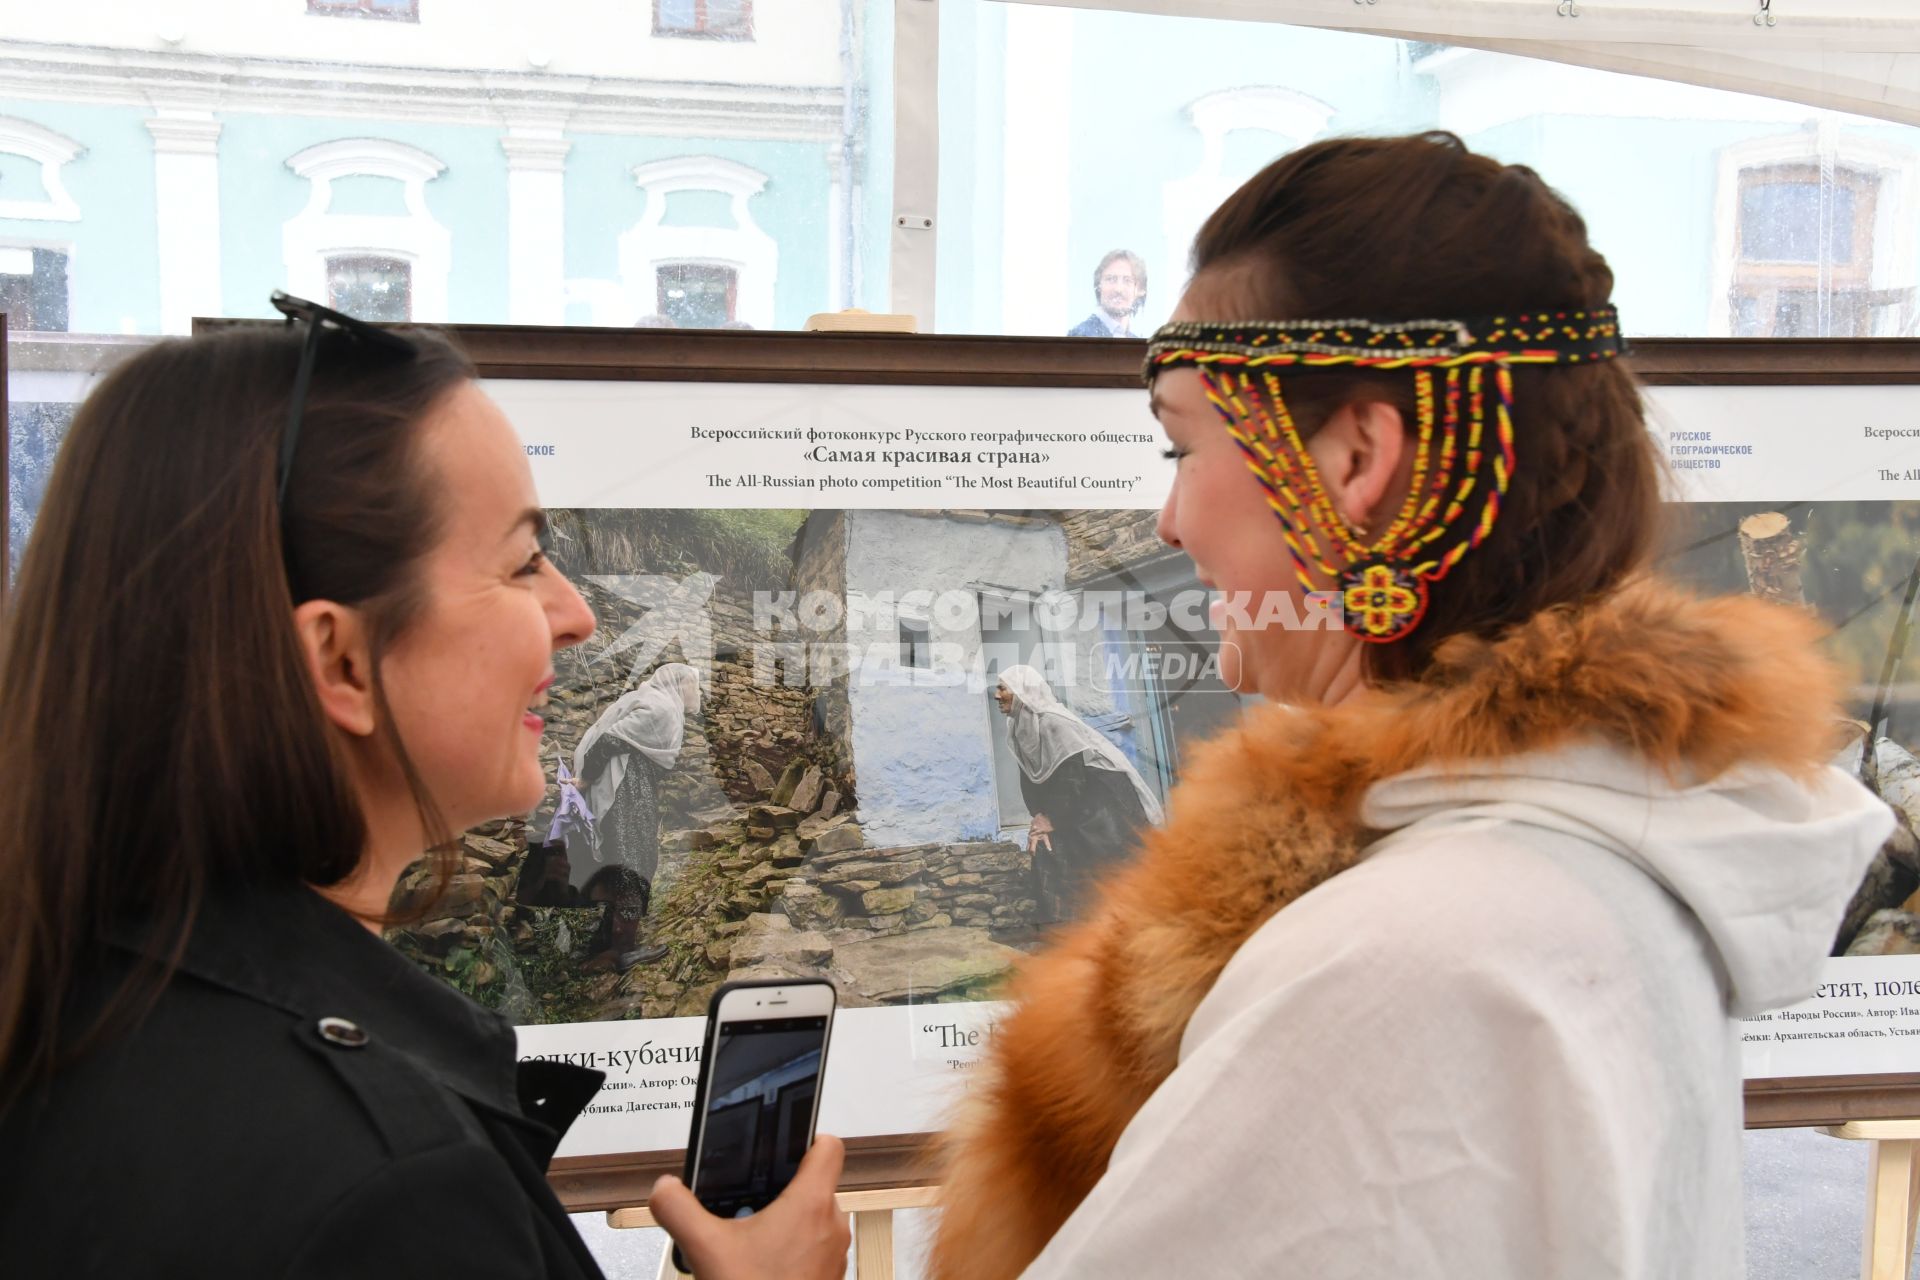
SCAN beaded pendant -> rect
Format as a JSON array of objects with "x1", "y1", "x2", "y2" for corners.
[{"x1": 1144, "y1": 309, "x2": 1623, "y2": 643}]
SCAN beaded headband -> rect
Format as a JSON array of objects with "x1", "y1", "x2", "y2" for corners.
[{"x1": 1144, "y1": 308, "x2": 1624, "y2": 643}]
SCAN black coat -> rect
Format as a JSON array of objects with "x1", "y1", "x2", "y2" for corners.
[
  {"x1": 1018, "y1": 751, "x2": 1154, "y2": 923},
  {"x1": 0, "y1": 885, "x2": 608, "y2": 1278}
]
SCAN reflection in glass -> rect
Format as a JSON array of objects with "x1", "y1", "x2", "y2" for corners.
[
  {"x1": 658, "y1": 263, "x2": 739, "y2": 328},
  {"x1": 326, "y1": 255, "x2": 413, "y2": 323},
  {"x1": 935, "y1": 1, "x2": 1920, "y2": 339},
  {"x1": 0, "y1": 2, "x2": 889, "y2": 335}
]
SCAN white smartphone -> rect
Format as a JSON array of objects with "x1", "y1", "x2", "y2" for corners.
[{"x1": 679, "y1": 978, "x2": 837, "y2": 1224}]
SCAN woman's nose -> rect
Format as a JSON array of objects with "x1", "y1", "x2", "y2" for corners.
[
  {"x1": 550, "y1": 576, "x2": 597, "y2": 649},
  {"x1": 1155, "y1": 493, "x2": 1180, "y2": 548}
]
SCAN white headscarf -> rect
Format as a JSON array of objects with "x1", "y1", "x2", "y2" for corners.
[
  {"x1": 998, "y1": 664, "x2": 1164, "y2": 824},
  {"x1": 572, "y1": 663, "x2": 702, "y2": 826}
]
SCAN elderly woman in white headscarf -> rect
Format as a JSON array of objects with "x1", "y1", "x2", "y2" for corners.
[
  {"x1": 995, "y1": 664, "x2": 1164, "y2": 924},
  {"x1": 571, "y1": 663, "x2": 702, "y2": 910}
]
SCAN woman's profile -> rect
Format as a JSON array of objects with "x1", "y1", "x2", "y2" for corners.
[
  {"x1": 994, "y1": 664, "x2": 1163, "y2": 922},
  {"x1": 0, "y1": 301, "x2": 848, "y2": 1277}
]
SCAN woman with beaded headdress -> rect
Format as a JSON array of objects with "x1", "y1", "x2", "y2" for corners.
[{"x1": 647, "y1": 133, "x2": 1893, "y2": 1280}]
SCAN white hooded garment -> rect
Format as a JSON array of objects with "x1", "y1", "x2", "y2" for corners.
[
  {"x1": 570, "y1": 663, "x2": 700, "y2": 834},
  {"x1": 999, "y1": 665, "x2": 1165, "y2": 825},
  {"x1": 1019, "y1": 740, "x2": 1892, "y2": 1280}
]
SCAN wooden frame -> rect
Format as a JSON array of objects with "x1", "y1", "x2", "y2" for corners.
[
  {"x1": 1, "y1": 310, "x2": 8, "y2": 592},
  {"x1": 188, "y1": 321, "x2": 1920, "y2": 1204}
]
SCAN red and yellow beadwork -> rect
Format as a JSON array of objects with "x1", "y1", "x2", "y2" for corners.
[{"x1": 1144, "y1": 309, "x2": 1623, "y2": 643}]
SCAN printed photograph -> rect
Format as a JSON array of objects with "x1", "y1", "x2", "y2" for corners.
[
  {"x1": 387, "y1": 508, "x2": 1250, "y2": 1022},
  {"x1": 1662, "y1": 500, "x2": 1920, "y2": 958}
]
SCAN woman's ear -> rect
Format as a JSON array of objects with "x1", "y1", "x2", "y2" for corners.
[
  {"x1": 291, "y1": 600, "x2": 378, "y2": 738},
  {"x1": 1307, "y1": 400, "x2": 1407, "y2": 532}
]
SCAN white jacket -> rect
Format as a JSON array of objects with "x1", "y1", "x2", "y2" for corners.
[{"x1": 1020, "y1": 742, "x2": 1891, "y2": 1279}]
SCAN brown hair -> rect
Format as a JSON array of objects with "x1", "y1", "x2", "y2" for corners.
[
  {"x1": 0, "y1": 324, "x2": 474, "y2": 1105},
  {"x1": 1187, "y1": 131, "x2": 1662, "y2": 681}
]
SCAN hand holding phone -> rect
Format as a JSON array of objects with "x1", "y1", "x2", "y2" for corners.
[
  {"x1": 666, "y1": 979, "x2": 838, "y2": 1273},
  {"x1": 650, "y1": 1135, "x2": 849, "y2": 1280}
]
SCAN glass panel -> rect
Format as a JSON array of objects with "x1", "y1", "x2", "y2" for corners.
[
  {"x1": 655, "y1": 0, "x2": 698, "y2": 32},
  {"x1": 0, "y1": 249, "x2": 69, "y2": 332},
  {"x1": 706, "y1": 0, "x2": 753, "y2": 37},
  {"x1": 4, "y1": 334, "x2": 153, "y2": 579},
  {"x1": 935, "y1": 0, "x2": 1920, "y2": 338},
  {"x1": 326, "y1": 254, "x2": 412, "y2": 321},
  {"x1": 656, "y1": 262, "x2": 737, "y2": 327},
  {"x1": 0, "y1": 2, "x2": 890, "y2": 333},
  {"x1": 1740, "y1": 178, "x2": 1856, "y2": 264}
]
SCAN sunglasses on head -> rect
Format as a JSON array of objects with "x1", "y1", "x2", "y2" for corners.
[{"x1": 269, "y1": 290, "x2": 418, "y2": 505}]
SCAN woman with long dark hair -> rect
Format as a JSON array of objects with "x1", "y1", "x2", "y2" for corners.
[{"x1": 0, "y1": 302, "x2": 849, "y2": 1276}]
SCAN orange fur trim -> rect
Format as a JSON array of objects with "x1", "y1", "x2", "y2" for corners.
[{"x1": 926, "y1": 579, "x2": 1843, "y2": 1280}]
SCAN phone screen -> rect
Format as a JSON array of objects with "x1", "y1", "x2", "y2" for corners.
[{"x1": 690, "y1": 1014, "x2": 829, "y2": 1218}]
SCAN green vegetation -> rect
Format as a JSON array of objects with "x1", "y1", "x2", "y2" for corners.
[
  {"x1": 550, "y1": 508, "x2": 806, "y2": 584},
  {"x1": 1661, "y1": 501, "x2": 1920, "y2": 720}
]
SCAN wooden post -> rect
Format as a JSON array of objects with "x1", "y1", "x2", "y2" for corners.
[
  {"x1": 853, "y1": 1209, "x2": 896, "y2": 1280},
  {"x1": 1738, "y1": 511, "x2": 1809, "y2": 610},
  {"x1": 1818, "y1": 1119, "x2": 1920, "y2": 1280}
]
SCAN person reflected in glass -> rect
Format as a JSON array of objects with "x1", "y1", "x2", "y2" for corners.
[
  {"x1": 1068, "y1": 249, "x2": 1148, "y2": 338},
  {"x1": 514, "y1": 839, "x2": 579, "y2": 908},
  {"x1": 571, "y1": 661, "x2": 701, "y2": 957},
  {"x1": 995, "y1": 664, "x2": 1164, "y2": 923},
  {"x1": 580, "y1": 865, "x2": 661, "y2": 971}
]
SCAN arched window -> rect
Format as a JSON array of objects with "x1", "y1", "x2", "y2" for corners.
[
  {"x1": 1714, "y1": 130, "x2": 1918, "y2": 337},
  {"x1": 619, "y1": 157, "x2": 777, "y2": 328},
  {"x1": 282, "y1": 139, "x2": 450, "y2": 322},
  {"x1": 0, "y1": 116, "x2": 84, "y2": 223},
  {"x1": 1160, "y1": 88, "x2": 1333, "y2": 301}
]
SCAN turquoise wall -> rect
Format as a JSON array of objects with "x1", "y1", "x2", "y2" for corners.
[
  {"x1": 0, "y1": 100, "x2": 160, "y2": 333},
  {"x1": 214, "y1": 114, "x2": 507, "y2": 321},
  {"x1": 561, "y1": 132, "x2": 836, "y2": 330},
  {"x1": 1061, "y1": 16, "x2": 1419, "y2": 334},
  {"x1": 1470, "y1": 116, "x2": 1920, "y2": 337},
  {"x1": 6, "y1": 26, "x2": 1920, "y2": 341},
  {"x1": 935, "y1": 0, "x2": 1006, "y2": 333}
]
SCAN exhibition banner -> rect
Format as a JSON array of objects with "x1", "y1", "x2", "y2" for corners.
[
  {"x1": 464, "y1": 379, "x2": 1213, "y2": 1156},
  {"x1": 373, "y1": 376, "x2": 1920, "y2": 1158},
  {"x1": 13, "y1": 342, "x2": 1920, "y2": 1154}
]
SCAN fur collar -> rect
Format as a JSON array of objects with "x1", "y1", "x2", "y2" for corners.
[{"x1": 926, "y1": 579, "x2": 1841, "y2": 1280}]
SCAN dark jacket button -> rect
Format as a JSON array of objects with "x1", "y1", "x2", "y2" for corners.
[{"x1": 316, "y1": 1016, "x2": 369, "y2": 1048}]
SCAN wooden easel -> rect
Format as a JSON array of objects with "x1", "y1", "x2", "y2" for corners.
[
  {"x1": 1820, "y1": 1120, "x2": 1920, "y2": 1280},
  {"x1": 610, "y1": 1183, "x2": 940, "y2": 1280}
]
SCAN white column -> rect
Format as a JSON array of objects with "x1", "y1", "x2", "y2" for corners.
[
  {"x1": 145, "y1": 110, "x2": 223, "y2": 334},
  {"x1": 827, "y1": 149, "x2": 847, "y2": 313},
  {"x1": 1001, "y1": 5, "x2": 1074, "y2": 336},
  {"x1": 890, "y1": 0, "x2": 939, "y2": 326},
  {"x1": 501, "y1": 127, "x2": 571, "y2": 326}
]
